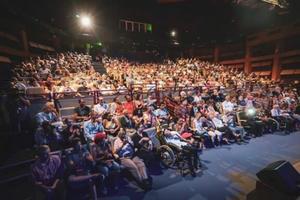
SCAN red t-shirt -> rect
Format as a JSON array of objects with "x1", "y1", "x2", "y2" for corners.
[{"x1": 123, "y1": 101, "x2": 135, "y2": 114}]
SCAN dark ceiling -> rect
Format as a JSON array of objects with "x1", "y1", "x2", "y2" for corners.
[{"x1": 1, "y1": 0, "x2": 299, "y2": 46}]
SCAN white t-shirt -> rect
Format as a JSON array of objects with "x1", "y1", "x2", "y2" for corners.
[
  {"x1": 93, "y1": 104, "x2": 108, "y2": 115},
  {"x1": 212, "y1": 117, "x2": 224, "y2": 128},
  {"x1": 271, "y1": 108, "x2": 281, "y2": 117},
  {"x1": 164, "y1": 131, "x2": 188, "y2": 148},
  {"x1": 222, "y1": 101, "x2": 234, "y2": 113}
]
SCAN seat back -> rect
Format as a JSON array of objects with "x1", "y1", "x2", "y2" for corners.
[
  {"x1": 236, "y1": 111, "x2": 248, "y2": 126},
  {"x1": 142, "y1": 127, "x2": 161, "y2": 148}
]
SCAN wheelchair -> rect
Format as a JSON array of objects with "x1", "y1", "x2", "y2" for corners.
[{"x1": 144, "y1": 123, "x2": 200, "y2": 175}]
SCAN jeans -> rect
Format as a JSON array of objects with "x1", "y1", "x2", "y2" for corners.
[
  {"x1": 229, "y1": 126, "x2": 245, "y2": 138},
  {"x1": 97, "y1": 160, "x2": 120, "y2": 187},
  {"x1": 97, "y1": 161, "x2": 121, "y2": 177}
]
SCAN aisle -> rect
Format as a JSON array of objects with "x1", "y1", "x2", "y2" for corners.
[{"x1": 103, "y1": 132, "x2": 300, "y2": 200}]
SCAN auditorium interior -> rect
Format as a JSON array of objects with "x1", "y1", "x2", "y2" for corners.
[{"x1": 1, "y1": 0, "x2": 300, "y2": 200}]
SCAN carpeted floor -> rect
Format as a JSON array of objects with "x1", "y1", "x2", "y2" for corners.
[{"x1": 103, "y1": 132, "x2": 300, "y2": 200}]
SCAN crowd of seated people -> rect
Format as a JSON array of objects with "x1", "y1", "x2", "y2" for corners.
[
  {"x1": 11, "y1": 53, "x2": 300, "y2": 199},
  {"x1": 31, "y1": 88, "x2": 300, "y2": 198},
  {"x1": 11, "y1": 52, "x2": 122, "y2": 96},
  {"x1": 11, "y1": 53, "x2": 278, "y2": 97}
]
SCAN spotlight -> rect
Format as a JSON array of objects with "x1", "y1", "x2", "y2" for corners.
[
  {"x1": 171, "y1": 30, "x2": 176, "y2": 37},
  {"x1": 80, "y1": 15, "x2": 92, "y2": 28}
]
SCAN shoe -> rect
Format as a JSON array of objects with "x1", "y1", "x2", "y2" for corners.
[
  {"x1": 191, "y1": 170, "x2": 196, "y2": 177},
  {"x1": 140, "y1": 179, "x2": 152, "y2": 191},
  {"x1": 223, "y1": 140, "x2": 230, "y2": 145}
]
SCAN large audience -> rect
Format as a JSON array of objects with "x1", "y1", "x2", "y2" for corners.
[{"x1": 13, "y1": 52, "x2": 300, "y2": 199}]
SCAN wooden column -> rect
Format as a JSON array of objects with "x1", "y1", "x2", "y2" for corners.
[
  {"x1": 244, "y1": 42, "x2": 252, "y2": 74},
  {"x1": 131, "y1": 21, "x2": 134, "y2": 32},
  {"x1": 125, "y1": 21, "x2": 128, "y2": 31},
  {"x1": 271, "y1": 41, "x2": 282, "y2": 81},
  {"x1": 213, "y1": 46, "x2": 219, "y2": 63}
]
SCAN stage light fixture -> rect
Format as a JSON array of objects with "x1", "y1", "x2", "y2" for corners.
[
  {"x1": 171, "y1": 30, "x2": 176, "y2": 37},
  {"x1": 80, "y1": 15, "x2": 92, "y2": 28}
]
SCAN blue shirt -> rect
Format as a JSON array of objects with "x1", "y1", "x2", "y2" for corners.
[
  {"x1": 118, "y1": 143, "x2": 134, "y2": 158},
  {"x1": 35, "y1": 111, "x2": 58, "y2": 126},
  {"x1": 66, "y1": 149, "x2": 91, "y2": 175},
  {"x1": 84, "y1": 120, "x2": 105, "y2": 141},
  {"x1": 153, "y1": 108, "x2": 169, "y2": 118}
]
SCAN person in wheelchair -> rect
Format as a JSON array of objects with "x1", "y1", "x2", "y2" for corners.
[
  {"x1": 239, "y1": 107, "x2": 264, "y2": 137},
  {"x1": 172, "y1": 117, "x2": 203, "y2": 151},
  {"x1": 163, "y1": 128, "x2": 200, "y2": 177},
  {"x1": 271, "y1": 104, "x2": 295, "y2": 133},
  {"x1": 153, "y1": 103, "x2": 171, "y2": 124}
]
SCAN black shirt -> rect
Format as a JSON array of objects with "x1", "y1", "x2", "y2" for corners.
[
  {"x1": 74, "y1": 106, "x2": 91, "y2": 117},
  {"x1": 133, "y1": 108, "x2": 144, "y2": 118}
]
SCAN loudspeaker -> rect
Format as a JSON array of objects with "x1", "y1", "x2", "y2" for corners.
[{"x1": 256, "y1": 160, "x2": 300, "y2": 194}]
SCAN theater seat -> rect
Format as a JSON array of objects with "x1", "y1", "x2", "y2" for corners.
[
  {"x1": 60, "y1": 107, "x2": 75, "y2": 117},
  {"x1": 280, "y1": 69, "x2": 295, "y2": 75}
]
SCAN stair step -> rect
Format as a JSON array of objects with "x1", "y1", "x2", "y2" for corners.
[{"x1": 93, "y1": 62, "x2": 107, "y2": 74}]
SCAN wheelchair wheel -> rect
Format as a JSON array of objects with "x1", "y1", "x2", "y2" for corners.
[
  {"x1": 268, "y1": 118, "x2": 280, "y2": 131},
  {"x1": 268, "y1": 118, "x2": 279, "y2": 132},
  {"x1": 158, "y1": 145, "x2": 175, "y2": 168}
]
